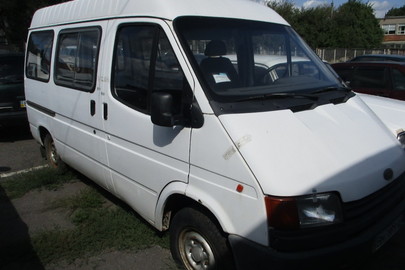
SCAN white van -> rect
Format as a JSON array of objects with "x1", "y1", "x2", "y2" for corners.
[{"x1": 25, "y1": 0, "x2": 405, "y2": 269}]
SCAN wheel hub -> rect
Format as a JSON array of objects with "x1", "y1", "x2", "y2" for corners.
[
  {"x1": 180, "y1": 231, "x2": 215, "y2": 270},
  {"x1": 190, "y1": 243, "x2": 205, "y2": 263}
]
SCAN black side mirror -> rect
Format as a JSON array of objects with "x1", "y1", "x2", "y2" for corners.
[
  {"x1": 151, "y1": 91, "x2": 204, "y2": 128},
  {"x1": 151, "y1": 92, "x2": 177, "y2": 127}
]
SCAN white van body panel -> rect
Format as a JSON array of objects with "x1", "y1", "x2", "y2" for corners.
[
  {"x1": 219, "y1": 95, "x2": 405, "y2": 202},
  {"x1": 189, "y1": 114, "x2": 268, "y2": 244},
  {"x1": 30, "y1": 0, "x2": 288, "y2": 29},
  {"x1": 25, "y1": 21, "x2": 114, "y2": 190}
]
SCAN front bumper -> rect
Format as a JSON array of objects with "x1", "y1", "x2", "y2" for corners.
[{"x1": 229, "y1": 176, "x2": 405, "y2": 270}]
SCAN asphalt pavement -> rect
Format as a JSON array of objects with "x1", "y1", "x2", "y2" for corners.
[{"x1": 0, "y1": 124, "x2": 46, "y2": 177}]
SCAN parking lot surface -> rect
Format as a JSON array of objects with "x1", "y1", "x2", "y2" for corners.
[{"x1": 0, "y1": 125, "x2": 46, "y2": 177}]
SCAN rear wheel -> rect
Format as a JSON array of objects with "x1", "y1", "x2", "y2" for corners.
[
  {"x1": 170, "y1": 207, "x2": 234, "y2": 270},
  {"x1": 44, "y1": 134, "x2": 67, "y2": 173}
]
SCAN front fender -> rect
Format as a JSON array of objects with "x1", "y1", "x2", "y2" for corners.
[{"x1": 185, "y1": 174, "x2": 268, "y2": 246}]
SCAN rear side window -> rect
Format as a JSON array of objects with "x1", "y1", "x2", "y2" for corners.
[
  {"x1": 26, "y1": 30, "x2": 54, "y2": 82},
  {"x1": 55, "y1": 27, "x2": 100, "y2": 92}
]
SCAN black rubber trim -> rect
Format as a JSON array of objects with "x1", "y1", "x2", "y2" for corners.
[{"x1": 26, "y1": 101, "x2": 56, "y2": 117}]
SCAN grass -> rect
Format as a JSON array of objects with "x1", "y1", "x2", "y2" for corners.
[
  {"x1": 0, "y1": 167, "x2": 76, "y2": 199},
  {"x1": 0, "y1": 167, "x2": 170, "y2": 266}
]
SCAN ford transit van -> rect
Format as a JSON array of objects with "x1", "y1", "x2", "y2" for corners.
[{"x1": 25, "y1": 0, "x2": 405, "y2": 269}]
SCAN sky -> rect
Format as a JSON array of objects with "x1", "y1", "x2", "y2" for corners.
[{"x1": 259, "y1": 0, "x2": 405, "y2": 18}]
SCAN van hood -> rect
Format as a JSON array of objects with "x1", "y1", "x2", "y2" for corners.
[{"x1": 219, "y1": 96, "x2": 405, "y2": 202}]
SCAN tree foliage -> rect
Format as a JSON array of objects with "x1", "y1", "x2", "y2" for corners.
[
  {"x1": 334, "y1": 0, "x2": 383, "y2": 48},
  {"x1": 267, "y1": 0, "x2": 300, "y2": 26},
  {"x1": 294, "y1": 5, "x2": 336, "y2": 48},
  {"x1": 0, "y1": 0, "x2": 70, "y2": 50},
  {"x1": 386, "y1": 5, "x2": 405, "y2": 16},
  {"x1": 267, "y1": 0, "x2": 383, "y2": 49}
]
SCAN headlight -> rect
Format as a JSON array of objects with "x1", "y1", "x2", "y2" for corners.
[
  {"x1": 265, "y1": 192, "x2": 343, "y2": 230},
  {"x1": 296, "y1": 193, "x2": 343, "y2": 228}
]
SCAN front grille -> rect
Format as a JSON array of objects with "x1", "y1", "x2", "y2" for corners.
[
  {"x1": 269, "y1": 172, "x2": 405, "y2": 252},
  {"x1": 344, "y1": 173, "x2": 405, "y2": 233}
]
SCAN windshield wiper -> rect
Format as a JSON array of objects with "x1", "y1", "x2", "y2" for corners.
[
  {"x1": 236, "y1": 92, "x2": 319, "y2": 102},
  {"x1": 313, "y1": 86, "x2": 354, "y2": 104},
  {"x1": 312, "y1": 86, "x2": 351, "y2": 94}
]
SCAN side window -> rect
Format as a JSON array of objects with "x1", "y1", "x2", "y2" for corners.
[
  {"x1": 26, "y1": 30, "x2": 54, "y2": 81},
  {"x1": 113, "y1": 26, "x2": 154, "y2": 112},
  {"x1": 154, "y1": 33, "x2": 184, "y2": 91},
  {"x1": 392, "y1": 68, "x2": 405, "y2": 91},
  {"x1": 351, "y1": 67, "x2": 386, "y2": 89},
  {"x1": 55, "y1": 28, "x2": 100, "y2": 92},
  {"x1": 112, "y1": 24, "x2": 187, "y2": 114}
]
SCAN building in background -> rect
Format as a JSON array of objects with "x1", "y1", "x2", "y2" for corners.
[{"x1": 380, "y1": 16, "x2": 405, "y2": 49}]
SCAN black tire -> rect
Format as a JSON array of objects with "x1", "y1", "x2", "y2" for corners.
[
  {"x1": 170, "y1": 207, "x2": 235, "y2": 270},
  {"x1": 44, "y1": 134, "x2": 67, "y2": 173}
]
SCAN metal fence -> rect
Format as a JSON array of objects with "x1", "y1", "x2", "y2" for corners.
[{"x1": 316, "y1": 48, "x2": 405, "y2": 63}]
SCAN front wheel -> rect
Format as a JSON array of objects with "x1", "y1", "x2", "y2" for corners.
[{"x1": 170, "y1": 207, "x2": 234, "y2": 270}]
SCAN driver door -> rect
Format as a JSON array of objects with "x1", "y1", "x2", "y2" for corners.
[{"x1": 101, "y1": 19, "x2": 192, "y2": 223}]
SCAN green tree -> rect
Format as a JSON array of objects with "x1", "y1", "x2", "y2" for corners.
[
  {"x1": 0, "y1": 0, "x2": 70, "y2": 50},
  {"x1": 294, "y1": 5, "x2": 336, "y2": 48},
  {"x1": 268, "y1": 0, "x2": 383, "y2": 49},
  {"x1": 267, "y1": 0, "x2": 300, "y2": 27},
  {"x1": 386, "y1": 5, "x2": 405, "y2": 16},
  {"x1": 268, "y1": 1, "x2": 336, "y2": 48},
  {"x1": 333, "y1": 0, "x2": 383, "y2": 48}
]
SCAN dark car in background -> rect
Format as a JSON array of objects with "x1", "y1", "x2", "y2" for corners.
[
  {"x1": 331, "y1": 61, "x2": 405, "y2": 101},
  {"x1": 0, "y1": 53, "x2": 27, "y2": 127},
  {"x1": 349, "y1": 54, "x2": 405, "y2": 62}
]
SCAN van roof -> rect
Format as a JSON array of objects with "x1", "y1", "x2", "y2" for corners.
[{"x1": 30, "y1": 0, "x2": 288, "y2": 29}]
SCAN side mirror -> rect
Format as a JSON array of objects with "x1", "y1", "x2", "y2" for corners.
[
  {"x1": 151, "y1": 92, "x2": 177, "y2": 127},
  {"x1": 151, "y1": 91, "x2": 204, "y2": 128}
]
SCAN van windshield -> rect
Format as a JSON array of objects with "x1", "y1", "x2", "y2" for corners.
[{"x1": 175, "y1": 17, "x2": 351, "y2": 114}]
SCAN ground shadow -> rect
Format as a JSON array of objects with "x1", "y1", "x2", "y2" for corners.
[
  {"x1": 0, "y1": 123, "x2": 32, "y2": 143},
  {"x1": 0, "y1": 184, "x2": 44, "y2": 270}
]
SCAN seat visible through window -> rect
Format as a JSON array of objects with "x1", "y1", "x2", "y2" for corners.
[{"x1": 200, "y1": 40, "x2": 239, "y2": 91}]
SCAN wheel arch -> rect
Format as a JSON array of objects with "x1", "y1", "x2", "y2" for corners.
[
  {"x1": 38, "y1": 126, "x2": 51, "y2": 145},
  {"x1": 155, "y1": 182, "x2": 232, "y2": 237}
]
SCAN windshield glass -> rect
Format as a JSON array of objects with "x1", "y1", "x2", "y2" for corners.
[{"x1": 175, "y1": 17, "x2": 349, "y2": 113}]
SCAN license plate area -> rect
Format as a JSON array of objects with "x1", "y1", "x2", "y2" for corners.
[
  {"x1": 20, "y1": 100, "x2": 26, "y2": 108},
  {"x1": 372, "y1": 215, "x2": 404, "y2": 252}
]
